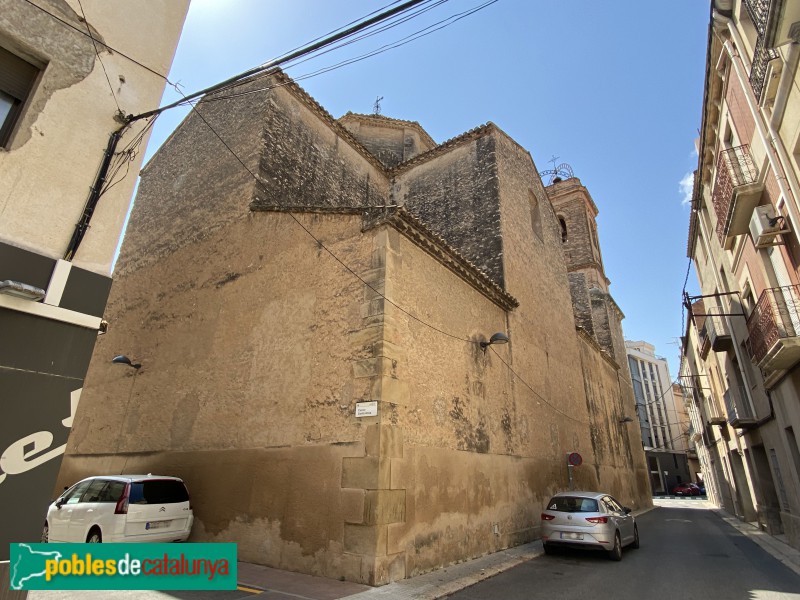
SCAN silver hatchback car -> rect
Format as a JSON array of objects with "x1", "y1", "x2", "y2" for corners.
[{"x1": 540, "y1": 491, "x2": 639, "y2": 560}]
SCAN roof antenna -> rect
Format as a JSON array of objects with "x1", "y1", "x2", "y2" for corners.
[
  {"x1": 373, "y1": 96, "x2": 383, "y2": 116},
  {"x1": 538, "y1": 155, "x2": 575, "y2": 185}
]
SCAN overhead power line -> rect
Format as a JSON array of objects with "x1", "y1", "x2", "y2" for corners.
[{"x1": 126, "y1": 0, "x2": 433, "y2": 123}]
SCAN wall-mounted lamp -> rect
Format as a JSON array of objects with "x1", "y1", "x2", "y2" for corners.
[
  {"x1": 112, "y1": 355, "x2": 141, "y2": 370},
  {"x1": 480, "y1": 332, "x2": 510, "y2": 351},
  {"x1": 0, "y1": 280, "x2": 46, "y2": 301},
  {"x1": 619, "y1": 416, "x2": 634, "y2": 423}
]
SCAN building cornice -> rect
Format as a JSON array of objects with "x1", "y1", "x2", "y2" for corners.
[
  {"x1": 366, "y1": 206, "x2": 520, "y2": 311},
  {"x1": 687, "y1": 12, "x2": 724, "y2": 258},
  {"x1": 589, "y1": 287, "x2": 625, "y2": 320},
  {"x1": 388, "y1": 123, "x2": 497, "y2": 176},
  {"x1": 576, "y1": 326, "x2": 620, "y2": 370},
  {"x1": 271, "y1": 71, "x2": 389, "y2": 174},
  {"x1": 247, "y1": 203, "x2": 519, "y2": 311}
]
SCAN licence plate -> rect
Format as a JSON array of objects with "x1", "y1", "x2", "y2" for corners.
[
  {"x1": 561, "y1": 532, "x2": 583, "y2": 540},
  {"x1": 146, "y1": 520, "x2": 171, "y2": 530}
]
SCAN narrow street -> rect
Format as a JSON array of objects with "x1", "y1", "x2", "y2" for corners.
[{"x1": 446, "y1": 501, "x2": 800, "y2": 600}]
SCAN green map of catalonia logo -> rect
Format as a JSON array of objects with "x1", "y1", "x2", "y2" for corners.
[{"x1": 10, "y1": 543, "x2": 64, "y2": 590}]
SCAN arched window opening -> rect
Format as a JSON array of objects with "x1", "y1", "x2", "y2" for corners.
[{"x1": 558, "y1": 216, "x2": 568, "y2": 243}]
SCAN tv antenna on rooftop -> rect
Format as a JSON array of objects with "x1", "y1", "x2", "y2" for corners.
[
  {"x1": 539, "y1": 155, "x2": 574, "y2": 185},
  {"x1": 373, "y1": 96, "x2": 384, "y2": 116}
]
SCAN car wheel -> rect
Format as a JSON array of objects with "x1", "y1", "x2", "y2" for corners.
[
  {"x1": 86, "y1": 528, "x2": 102, "y2": 543},
  {"x1": 632, "y1": 524, "x2": 640, "y2": 549},
  {"x1": 608, "y1": 531, "x2": 622, "y2": 561},
  {"x1": 543, "y1": 543, "x2": 555, "y2": 555},
  {"x1": 42, "y1": 522, "x2": 49, "y2": 543}
]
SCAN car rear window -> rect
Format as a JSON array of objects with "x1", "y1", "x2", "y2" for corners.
[
  {"x1": 129, "y1": 480, "x2": 189, "y2": 504},
  {"x1": 546, "y1": 496, "x2": 599, "y2": 512}
]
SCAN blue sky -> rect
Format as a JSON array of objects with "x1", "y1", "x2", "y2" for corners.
[{"x1": 140, "y1": 0, "x2": 708, "y2": 375}]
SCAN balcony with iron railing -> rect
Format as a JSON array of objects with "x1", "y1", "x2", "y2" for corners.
[
  {"x1": 698, "y1": 322, "x2": 711, "y2": 359},
  {"x1": 747, "y1": 285, "x2": 800, "y2": 371},
  {"x1": 706, "y1": 307, "x2": 733, "y2": 352},
  {"x1": 712, "y1": 145, "x2": 763, "y2": 249},
  {"x1": 744, "y1": 0, "x2": 800, "y2": 50},
  {"x1": 702, "y1": 394, "x2": 728, "y2": 427},
  {"x1": 750, "y1": 36, "x2": 780, "y2": 102},
  {"x1": 723, "y1": 385, "x2": 758, "y2": 428}
]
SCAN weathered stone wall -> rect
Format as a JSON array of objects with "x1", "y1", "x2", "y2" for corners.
[
  {"x1": 61, "y1": 211, "x2": 380, "y2": 579},
  {"x1": 62, "y1": 76, "x2": 651, "y2": 585},
  {"x1": 379, "y1": 222, "x2": 592, "y2": 578},
  {"x1": 548, "y1": 179, "x2": 599, "y2": 275},
  {"x1": 59, "y1": 444, "x2": 367, "y2": 578},
  {"x1": 338, "y1": 114, "x2": 435, "y2": 169},
  {"x1": 568, "y1": 272, "x2": 595, "y2": 335},
  {"x1": 493, "y1": 132, "x2": 649, "y2": 508},
  {"x1": 493, "y1": 132, "x2": 594, "y2": 462},
  {"x1": 393, "y1": 133, "x2": 504, "y2": 287},
  {"x1": 125, "y1": 77, "x2": 390, "y2": 276},
  {"x1": 256, "y1": 93, "x2": 390, "y2": 210},
  {"x1": 576, "y1": 331, "x2": 650, "y2": 508},
  {"x1": 121, "y1": 83, "x2": 266, "y2": 275}
]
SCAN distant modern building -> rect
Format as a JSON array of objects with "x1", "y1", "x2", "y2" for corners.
[
  {"x1": 0, "y1": 0, "x2": 189, "y2": 583},
  {"x1": 683, "y1": 0, "x2": 800, "y2": 550},
  {"x1": 626, "y1": 341, "x2": 693, "y2": 495},
  {"x1": 58, "y1": 70, "x2": 650, "y2": 585}
]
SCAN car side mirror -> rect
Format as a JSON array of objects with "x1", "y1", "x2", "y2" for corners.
[
  {"x1": 623, "y1": 507, "x2": 631, "y2": 514},
  {"x1": 55, "y1": 498, "x2": 65, "y2": 509}
]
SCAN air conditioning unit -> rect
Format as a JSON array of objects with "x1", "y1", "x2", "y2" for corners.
[{"x1": 750, "y1": 205, "x2": 789, "y2": 248}]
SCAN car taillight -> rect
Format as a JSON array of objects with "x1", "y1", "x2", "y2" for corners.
[
  {"x1": 541, "y1": 513, "x2": 555, "y2": 521},
  {"x1": 115, "y1": 483, "x2": 130, "y2": 515},
  {"x1": 585, "y1": 516, "x2": 608, "y2": 524}
]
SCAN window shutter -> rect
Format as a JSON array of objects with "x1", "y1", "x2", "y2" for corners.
[{"x1": 0, "y1": 46, "x2": 38, "y2": 100}]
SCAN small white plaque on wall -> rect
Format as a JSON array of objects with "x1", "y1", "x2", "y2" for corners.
[{"x1": 355, "y1": 401, "x2": 378, "y2": 417}]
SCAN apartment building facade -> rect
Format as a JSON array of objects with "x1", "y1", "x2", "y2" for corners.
[
  {"x1": 683, "y1": 0, "x2": 800, "y2": 548},
  {"x1": 626, "y1": 341, "x2": 693, "y2": 495},
  {"x1": 0, "y1": 0, "x2": 188, "y2": 579}
]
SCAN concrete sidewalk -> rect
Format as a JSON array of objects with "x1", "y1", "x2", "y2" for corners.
[
  {"x1": 25, "y1": 499, "x2": 800, "y2": 599},
  {"x1": 236, "y1": 499, "x2": 800, "y2": 600},
  {"x1": 235, "y1": 540, "x2": 544, "y2": 600}
]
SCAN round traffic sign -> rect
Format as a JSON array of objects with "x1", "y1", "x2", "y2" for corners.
[{"x1": 568, "y1": 452, "x2": 582, "y2": 467}]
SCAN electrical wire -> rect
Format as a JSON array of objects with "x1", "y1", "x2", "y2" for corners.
[
  {"x1": 178, "y1": 0, "x2": 451, "y2": 103},
  {"x1": 76, "y1": 0, "x2": 121, "y2": 113},
  {"x1": 22, "y1": 0, "x2": 173, "y2": 82},
  {"x1": 489, "y1": 347, "x2": 591, "y2": 426},
  {"x1": 128, "y1": 0, "x2": 440, "y2": 122},
  {"x1": 181, "y1": 96, "x2": 474, "y2": 347},
  {"x1": 178, "y1": 78, "x2": 599, "y2": 429},
  {"x1": 41, "y1": 0, "x2": 627, "y2": 432},
  {"x1": 175, "y1": 1, "x2": 498, "y2": 109}
]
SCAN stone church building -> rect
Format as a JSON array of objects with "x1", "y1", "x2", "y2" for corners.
[{"x1": 58, "y1": 71, "x2": 650, "y2": 585}]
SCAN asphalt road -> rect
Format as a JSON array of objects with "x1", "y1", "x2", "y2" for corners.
[{"x1": 446, "y1": 503, "x2": 800, "y2": 600}]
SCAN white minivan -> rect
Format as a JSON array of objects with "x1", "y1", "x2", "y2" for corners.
[{"x1": 44, "y1": 475, "x2": 194, "y2": 543}]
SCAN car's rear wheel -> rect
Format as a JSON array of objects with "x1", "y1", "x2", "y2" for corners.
[
  {"x1": 42, "y1": 522, "x2": 49, "y2": 543},
  {"x1": 86, "y1": 527, "x2": 102, "y2": 543},
  {"x1": 632, "y1": 524, "x2": 640, "y2": 549},
  {"x1": 608, "y1": 531, "x2": 622, "y2": 561}
]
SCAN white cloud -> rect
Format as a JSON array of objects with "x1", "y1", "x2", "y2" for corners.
[{"x1": 679, "y1": 171, "x2": 694, "y2": 207}]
